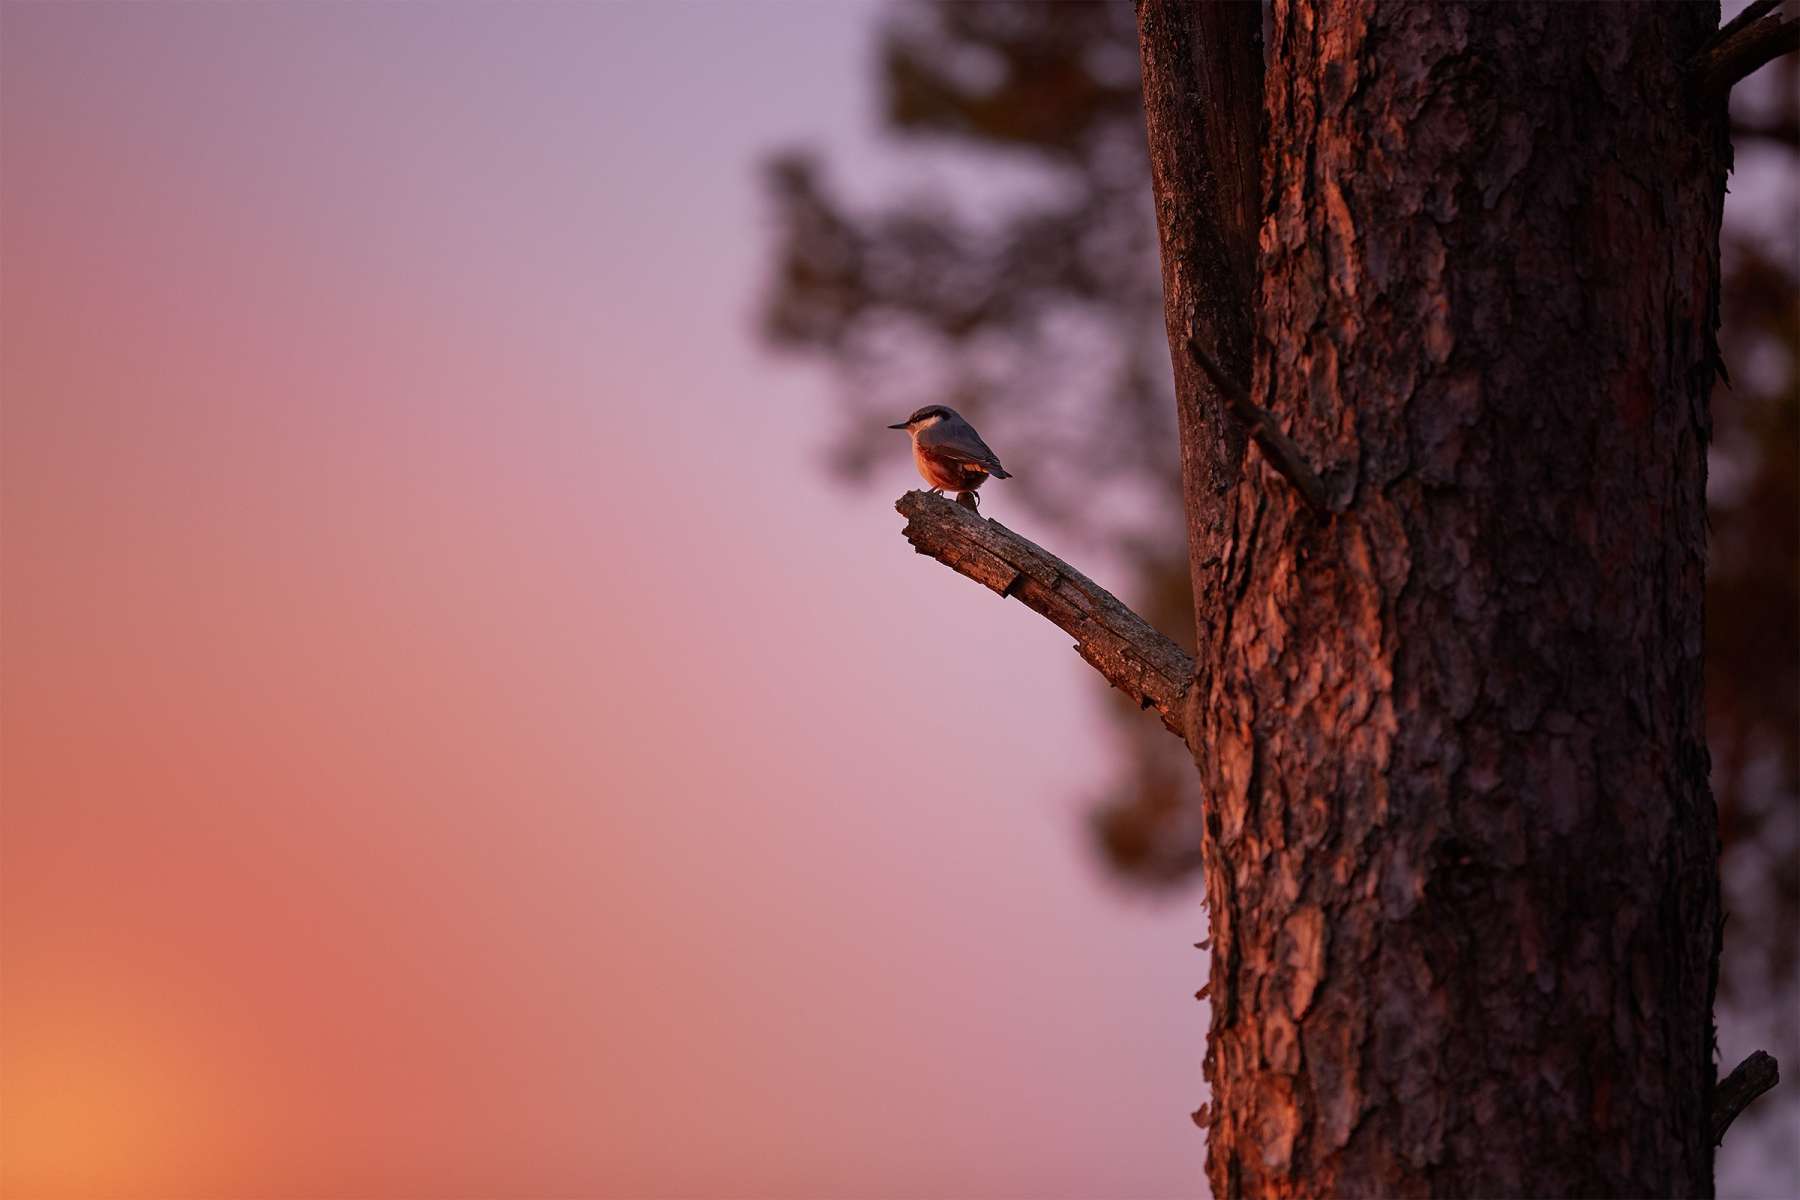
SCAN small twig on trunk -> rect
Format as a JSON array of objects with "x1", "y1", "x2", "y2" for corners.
[
  {"x1": 1695, "y1": 1, "x2": 1799, "y2": 103},
  {"x1": 895, "y1": 490, "x2": 1195, "y2": 742},
  {"x1": 1712, "y1": 1049, "x2": 1780, "y2": 1145},
  {"x1": 1718, "y1": 0, "x2": 1781, "y2": 44},
  {"x1": 1731, "y1": 115, "x2": 1800, "y2": 147},
  {"x1": 1184, "y1": 337, "x2": 1334, "y2": 512}
]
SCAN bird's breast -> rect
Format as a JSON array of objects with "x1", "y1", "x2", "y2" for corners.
[{"x1": 914, "y1": 443, "x2": 986, "y2": 491}]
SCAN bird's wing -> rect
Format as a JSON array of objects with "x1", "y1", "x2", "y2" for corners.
[{"x1": 920, "y1": 419, "x2": 1007, "y2": 473}]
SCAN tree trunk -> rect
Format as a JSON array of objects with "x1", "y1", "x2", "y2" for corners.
[
  {"x1": 1153, "y1": 3, "x2": 1728, "y2": 1195},
  {"x1": 1136, "y1": 0, "x2": 1262, "y2": 665}
]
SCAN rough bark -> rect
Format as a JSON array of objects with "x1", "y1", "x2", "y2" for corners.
[
  {"x1": 896, "y1": 491, "x2": 1194, "y2": 738},
  {"x1": 1169, "y1": 4, "x2": 1728, "y2": 1196}
]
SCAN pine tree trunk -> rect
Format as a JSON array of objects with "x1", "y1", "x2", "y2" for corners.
[{"x1": 1148, "y1": 3, "x2": 1730, "y2": 1195}]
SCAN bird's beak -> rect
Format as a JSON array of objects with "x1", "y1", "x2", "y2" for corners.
[{"x1": 887, "y1": 421, "x2": 910, "y2": 430}]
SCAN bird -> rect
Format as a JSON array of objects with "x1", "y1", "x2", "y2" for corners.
[{"x1": 888, "y1": 404, "x2": 1011, "y2": 512}]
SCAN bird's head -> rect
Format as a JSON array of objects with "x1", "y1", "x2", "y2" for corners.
[{"x1": 887, "y1": 405, "x2": 959, "y2": 434}]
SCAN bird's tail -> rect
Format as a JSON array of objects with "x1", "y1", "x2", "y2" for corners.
[{"x1": 989, "y1": 465, "x2": 1012, "y2": 479}]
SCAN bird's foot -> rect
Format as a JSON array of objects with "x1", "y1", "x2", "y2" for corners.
[{"x1": 955, "y1": 490, "x2": 981, "y2": 513}]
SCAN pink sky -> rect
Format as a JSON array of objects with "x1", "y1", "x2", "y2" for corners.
[
  {"x1": 2, "y1": 5, "x2": 1209, "y2": 1196},
  {"x1": 5, "y1": 4, "x2": 1791, "y2": 1198}
]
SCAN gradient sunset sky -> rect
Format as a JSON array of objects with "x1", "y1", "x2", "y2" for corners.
[
  {"x1": 4, "y1": 4, "x2": 1793, "y2": 1199},
  {"x1": 3, "y1": 5, "x2": 1209, "y2": 1196}
]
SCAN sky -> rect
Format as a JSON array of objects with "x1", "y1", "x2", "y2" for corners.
[
  {"x1": 2, "y1": 4, "x2": 1793, "y2": 1199},
  {"x1": 1, "y1": 4, "x2": 1209, "y2": 1196}
]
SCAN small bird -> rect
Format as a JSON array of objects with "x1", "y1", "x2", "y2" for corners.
[{"x1": 888, "y1": 404, "x2": 1011, "y2": 511}]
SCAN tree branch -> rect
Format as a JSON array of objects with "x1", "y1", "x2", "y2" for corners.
[
  {"x1": 1185, "y1": 336, "x2": 1335, "y2": 513},
  {"x1": 1718, "y1": 0, "x2": 1781, "y2": 43},
  {"x1": 1695, "y1": 1, "x2": 1799, "y2": 102},
  {"x1": 895, "y1": 490, "x2": 1195, "y2": 742},
  {"x1": 1712, "y1": 1049, "x2": 1780, "y2": 1145}
]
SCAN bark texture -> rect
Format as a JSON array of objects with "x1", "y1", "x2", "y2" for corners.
[{"x1": 1174, "y1": 4, "x2": 1728, "y2": 1196}]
